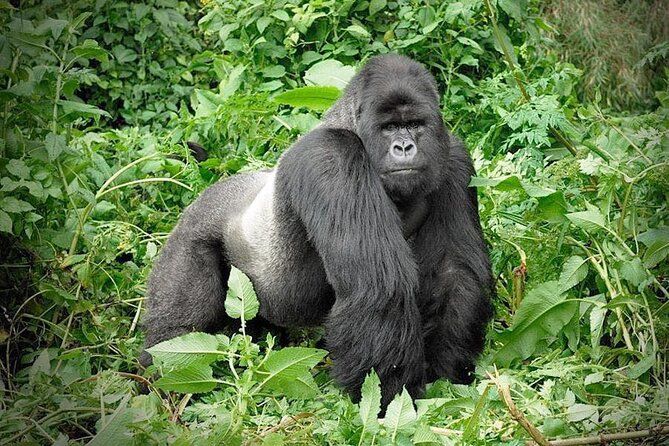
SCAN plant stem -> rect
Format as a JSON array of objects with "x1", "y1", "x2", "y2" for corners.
[{"x1": 483, "y1": 0, "x2": 578, "y2": 157}]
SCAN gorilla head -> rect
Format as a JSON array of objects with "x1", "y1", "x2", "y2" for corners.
[{"x1": 354, "y1": 55, "x2": 450, "y2": 202}]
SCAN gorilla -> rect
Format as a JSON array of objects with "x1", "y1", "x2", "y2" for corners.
[{"x1": 141, "y1": 54, "x2": 493, "y2": 407}]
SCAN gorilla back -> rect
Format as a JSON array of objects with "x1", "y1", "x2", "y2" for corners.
[{"x1": 141, "y1": 54, "x2": 493, "y2": 407}]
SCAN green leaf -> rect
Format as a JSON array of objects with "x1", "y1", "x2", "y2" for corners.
[
  {"x1": 71, "y1": 39, "x2": 108, "y2": 63},
  {"x1": 262, "y1": 65, "x2": 286, "y2": 79},
  {"x1": 345, "y1": 24, "x2": 370, "y2": 39},
  {"x1": 383, "y1": 388, "x2": 417, "y2": 440},
  {"x1": 498, "y1": 0, "x2": 526, "y2": 21},
  {"x1": 271, "y1": 10, "x2": 290, "y2": 21},
  {"x1": 274, "y1": 86, "x2": 341, "y2": 111},
  {"x1": 112, "y1": 45, "x2": 137, "y2": 63},
  {"x1": 87, "y1": 395, "x2": 135, "y2": 446},
  {"x1": 220, "y1": 65, "x2": 246, "y2": 99},
  {"x1": 359, "y1": 371, "x2": 381, "y2": 434},
  {"x1": 0, "y1": 210, "x2": 11, "y2": 233},
  {"x1": 225, "y1": 266, "x2": 259, "y2": 321},
  {"x1": 45, "y1": 132, "x2": 67, "y2": 161},
  {"x1": 620, "y1": 257, "x2": 647, "y2": 288},
  {"x1": 537, "y1": 191, "x2": 568, "y2": 223},
  {"x1": 559, "y1": 256, "x2": 589, "y2": 292},
  {"x1": 256, "y1": 17, "x2": 272, "y2": 34},
  {"x1": 154, "y1": 364, "x2": 218, "y2": 393},
  {"x1": 566, "y1": 205, "x2": 607, "y2": 232},
  {"x1": 369, "y1": 0, "x2": 387, "y2": 16},
  {"x1": 412, "y1": 425, "x2": 442, "y2": 445},
  {"x1": 567, "y1": 403, "x2": 598, "y2": 422},
  {"x1": 1, "y1": 197, "x2": 34, "y2": 213},
  {"x1": 469, "y1": 175, "x2": 554, "y2": 197},
  {"x1": 627, "y1": 353, "x2": 655, "y2": 379},
  {"x1": 462, "y1": 385, "x2": 490, "y2": 442},
  {"x1": 638, "y1": 227, "x2": 669, "y2": 268},
  {"x1": 492, "y1": 24, "x2": 517, "y2": 65},
  {"x1": 304, "y1": 59, "x2": 355, "y2": 89},
  {"x1": 6, "y1": 159, "x2": 30, "y2": 179},
  {"x1": 146, "y1": 332, "x2": 225, "y2": 369},
  {"x1": 260, "y1": 347, "x2": 327, "y2": 399},
  {"x1": 58, "y1": 100, "x2": 110, "y2": 118},
  {"x1": 494, "y1": 281, "x2": 578, "y2": 366}
]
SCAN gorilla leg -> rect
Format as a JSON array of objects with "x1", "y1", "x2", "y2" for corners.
[{"x1": 276, "y1": 128, "x2": 425, "y2": 407}]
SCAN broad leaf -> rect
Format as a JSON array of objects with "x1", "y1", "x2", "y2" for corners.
[
  {"x1": 274, "y1": 86, "x2": 341, "y2": 111},
  {"x1": 146, "y1": 332, "x2": 225, "y2": 369},
  {"x1": 494, "y1": 281, "x2": 578, "y2": 366},
  {"x1": 225, "y1": 266, "x2": 259, "y2": 321},
  {"x1": 154, "y1": 364, "x2": 218, "y2": 393},
  {"x1": 260, "y1": 347, "x2": 327, "y2": 399},
  {"x1": 304, "y1": 59, "x2": 355, "y2": 89}
]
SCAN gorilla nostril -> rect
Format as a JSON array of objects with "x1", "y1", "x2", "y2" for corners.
[
  {"x1": 392, "y1": 144, "x2": 405, "y2": 156},
  {"x1": 404, "y1": 143, "x2": 415, "y2": 153}
]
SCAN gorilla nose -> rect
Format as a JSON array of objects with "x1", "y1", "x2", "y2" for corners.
[{"x1": 391, "y1": 141, "x2": 416, "y2": 159}]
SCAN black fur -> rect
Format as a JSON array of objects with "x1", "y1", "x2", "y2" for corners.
[{"x1": 141, "y1": 54, "x2": 493, "y2": 407}]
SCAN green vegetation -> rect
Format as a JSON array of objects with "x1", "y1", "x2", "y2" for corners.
[{"x1": 1, "y1": 0, "x2": 667, "y2": 444}]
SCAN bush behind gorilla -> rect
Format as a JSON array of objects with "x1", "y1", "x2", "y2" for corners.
[{"x1": 141, "y1": 54, "x2": 493, "y2": 408}]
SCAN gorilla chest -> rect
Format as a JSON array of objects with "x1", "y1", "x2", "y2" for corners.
[{"x1": 225, "y1": 171, "x2": 332, "y2": 324}]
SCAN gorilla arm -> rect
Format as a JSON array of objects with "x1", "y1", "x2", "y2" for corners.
[
  {"x1": 276, "y1": 127, "x2": 426, "y2": 406},
  {"x1": 416, "y1": 137, "x2": 494, "y2": 384}
]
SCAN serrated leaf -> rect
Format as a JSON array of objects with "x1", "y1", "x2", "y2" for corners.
[
  {"x1": 146, "y1": 332, "x2": 225, "y2": 369},
  {"x1": 383, "y1": 388, "x2": 417, "y2": 440},
  {"x1": 566, "y1": 207, "x2": 607, "y2": 232},
  {"x1": 154, "y1": 364, "x2": 218, "y2": 393},
  {"x1": 260, "y1": 347, "x2": 327, "y2": 399},
  {"x1": 559, "y1": 256, "x2": 589, "y2": 292},
  {"x1": 274, "y1": 86, "x2": 341, "y2": 111},
  {"x1": 359, "y1": 371, "x2": 381, "y2": 434},
  {"x1": 225, "y1": 266, "x2": 259, "y2": 321}
]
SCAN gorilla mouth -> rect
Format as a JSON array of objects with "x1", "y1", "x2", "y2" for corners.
[{"x1": 384, "y1": 168, "x2": 423, "y2": 175}]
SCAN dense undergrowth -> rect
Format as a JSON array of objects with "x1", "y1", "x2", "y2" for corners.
[{"x1": 0, "y1": 0, "x2": 667, "y2": 444}]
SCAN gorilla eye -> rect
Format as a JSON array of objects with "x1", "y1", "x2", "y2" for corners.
[
  {"x1": 408, "y1": 121, "x2": 423, "y2": 130},
  {"x1": 382, "y1": 123, "x2": 398, "y2": 132}
]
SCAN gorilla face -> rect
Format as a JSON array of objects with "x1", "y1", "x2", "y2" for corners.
[{"x1": 355, "y1": 58, "x2": 450, "y2": 203}]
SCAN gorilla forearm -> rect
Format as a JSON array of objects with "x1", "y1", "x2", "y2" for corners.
[{"x1": 277, "y1": 128, "x2": 425, "y2": 403}]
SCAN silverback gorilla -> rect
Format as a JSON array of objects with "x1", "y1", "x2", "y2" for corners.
[{"x1": 141, "y1": 54, "x2": 493, "y2": 407}]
